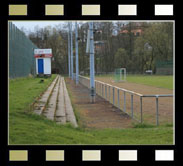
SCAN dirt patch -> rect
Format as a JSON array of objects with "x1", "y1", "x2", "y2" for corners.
[
  {"x1": 65, "y1": 78, "x2": 134, "y2": 129},
  {"x1": 95, "y1": 77, "x2": 173, "y2": 125}
]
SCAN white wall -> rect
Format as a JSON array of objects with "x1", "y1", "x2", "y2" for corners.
[
  {"x1": 43, "y1": 58, "x2": 51, "y2": 74},
  {"x1": 35, "y1": 58, "x2": 51, "y2": 75}
]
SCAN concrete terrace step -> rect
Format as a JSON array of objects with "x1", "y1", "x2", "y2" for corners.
[
  {"x1": 33, "y1": 75, "x2": 78, "y2": 128},
  {"x1": 34, "y1": 75, "x2": 59, "y2": 115},
  {"x1": 43, "y1": 76, "x2": 60, "y2": 121},
  {"x1": 55, "y1": 77, "x2": 66, "y2": 124},
  {"x1": 62, "y1": 77, "x2": 78, "y2": 128}
]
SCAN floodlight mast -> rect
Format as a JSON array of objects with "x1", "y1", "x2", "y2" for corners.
[
  {"x1": 89, "y1": 22, "x2": 96, "y2": 103},
  {"x1": 70, "y1": 22, "x2": 74, "y2": 80},
  {"x1": 75, "y1": 22, "x2": 79, "y2": 85},
  {"x1": 68, "y1": 23, "x2": 71, "y2": 78}
]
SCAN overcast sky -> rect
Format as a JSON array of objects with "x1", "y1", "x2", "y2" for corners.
[
  {"x1": 11, "y1": 21, "x2": 126, "y2": 32},
  {"x1": 11, "y1": 21, "x2": 161, "y2": 33},
  {"x1": 12, "y1": 21, "x2": 66, "y2": 32},
  {"x1": 11, "y1": 21, "x2": 132, "y2": 35}
]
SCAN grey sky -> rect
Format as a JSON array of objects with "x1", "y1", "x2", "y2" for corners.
[
  {"x1": 11, "y1": 21, "x2": 162, "y2": 33},
  {"x1": 12, "y1": 21, "x2": 66, "y2": 32},
  {"x1": 11, "y1": 21, "x2": 125, "y2": 36},
  {"x1": 11, "y1": 21, "x2": 137, "y2": 36}
]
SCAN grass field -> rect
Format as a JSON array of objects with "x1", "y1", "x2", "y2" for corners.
[
  {"x1": 126, "y1": 75, "x2": 173, "y2": 90},
  {"x1": 9, "y1": 75, "x2": 173, "y2": 145},
  {"x1": 96, "y1": 74, "x2": 173, "y2": 90}
]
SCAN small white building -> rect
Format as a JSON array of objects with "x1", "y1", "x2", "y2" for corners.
[{"x1": 34, "y1": 49, "x2": 53, "y2": 77}]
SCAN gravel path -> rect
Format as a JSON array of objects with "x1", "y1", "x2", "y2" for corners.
[{"x1": 65, "y1": 78, "x2": 134, "y2": 129}]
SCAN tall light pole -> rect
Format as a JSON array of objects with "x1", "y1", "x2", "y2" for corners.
[
  {"x1": 70, "y1": 22, "x2": 74, "y2": 80},
  {"x1": 75, "y1": 22, "x2": 79, "y2": 85},
  {"x1": 89, "y1": 22, "x2": 95, "y2": 103},
  {"x1": 68, "y1": 23, "x2": 71, "y2": 78}
]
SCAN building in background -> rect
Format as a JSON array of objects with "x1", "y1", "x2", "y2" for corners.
[
  {"x1": 34, "y1": 49, "x2": 53, "y2": 77},
  {"x1": 119, "y1": 22, "x2": 148, "y2": 36}
]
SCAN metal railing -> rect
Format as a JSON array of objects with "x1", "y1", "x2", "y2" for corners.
[{"x1": 78, "y1": 75, "x2": 173, "y2": 125}]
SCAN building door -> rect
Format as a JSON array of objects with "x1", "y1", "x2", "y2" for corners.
[{"x1": 38, "y1": 59, "x2": 44, "y2": 74}]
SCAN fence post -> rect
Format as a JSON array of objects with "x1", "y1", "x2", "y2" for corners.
[
  {"x1": 117, "y1": 89, "x2": 120, "y2": 108},
  {"x1": 100, "y1": 83, "x2": 101, "y2": 96},
  {"x1": 105, "y1": 84, "x2": 107, "y2": 99},
  {"x1": 113, "y1": 87, "x2": 115, "y2": 105},
  {"x1": 123, "y1": 91, "x2": 126, "y2": 112},
  {"x1": 108, "y1": 86, "x2": 111, "y2": 103},
  {"x1": 140, "y1": 96, "x2": 143, "y2": 123},
  {"x1": 156, "y1": 96, "x2": 159, "y2": 126},
  {"x1": 131, "y1": 94, "x2": 134, "y2": 118},
  {"x1": 102, "y1": 84, "x2": 104, "y2": 97}
]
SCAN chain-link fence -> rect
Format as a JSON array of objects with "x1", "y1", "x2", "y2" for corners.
[{"x1": 9, "y1": 22, "x2": 38, "y2": 78}]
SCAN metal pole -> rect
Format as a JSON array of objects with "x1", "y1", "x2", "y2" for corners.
[
  {"x1": 100, "y1": 84, "x2": 102, "y2": 97},
  {"x1": 131, "y1": 94, "x2": 134, "y2": 118},
  {"x1": 75, "y1": 22, "x2": 79, "y2": 84},
  {"x1": 89, "y1": 22, "x2": 95, "y2": 103},
  {"x1": 117, "y1": 89, "x2": 120, "y2": 108},
  {"x1": 124, "y1": 91, "x2": 126, "y2": 112},
  {"x1": 70, "y1": 22, "x2": 74, "y2": 80},
  {"x1": 102, "y1": 84, "x2": 104, "y2": 97},
  {"x1": 140, "y1": 96, "x2": 143, "y2": 123},
  {"x1": 156, "y1": 96, "x2": 159, "y2": 126},
  {"x1": 105, "y1": 85, "x2": 107, "y2": 99},
  {"x1": 113, "y1": 87, "x2": 115, "y2": 105},
  {"x1": 68, "y1": 23, "x2": 71, "y2": 78},
  {"x1": 108, "y1": 86, "x2": 111, "y2": 102}
]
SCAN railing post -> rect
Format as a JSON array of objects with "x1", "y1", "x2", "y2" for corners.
[
  {"x1": 131, "y1": 94, "x2": 134, "y2": 118},
  {"x1": 108, "y1": 86, "x2": 111, "y2": 103},
  {"x1": 113, "y1": 87, "x2": 115, "y2": 105},
  {"x1": 123, "y1": 91, "x2": 126, "y2": 112},
  {"x1": 140, "y1": 96, "x2": 143, "y2": 123},
  {"x1": 105, "y1": 84, "x2": 107, "y2": 99},
  {"x1": 102, "y1": 84, "x2": 104, "y2": 97},
  {"x1": 156, "y1": 96, "x2": 159, "y2": 126},
  {"x1": 117, "y1": 89, "x2": 120, "y2": 108}
]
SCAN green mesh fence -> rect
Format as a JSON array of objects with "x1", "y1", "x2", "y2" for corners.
[
  {"x1": 9, "y1": 22, "x2": 38, "y2": 78},
  {"x1": 156, "y1": 60, "x2": 173, "y2": 68},
  {"x1": 156, "y1": 60, "x2": 173, "y2": 75}
]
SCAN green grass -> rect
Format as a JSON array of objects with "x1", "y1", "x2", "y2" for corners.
[
  {"x1": 96, "y1": 74, "x2": 173, "y2": 90},
  {"x1": 9, "y1": 75, "x2": 173, "y2": 145},
  {"x1": 126, "y1": 75, "x2": 173, "y2": 90}
]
